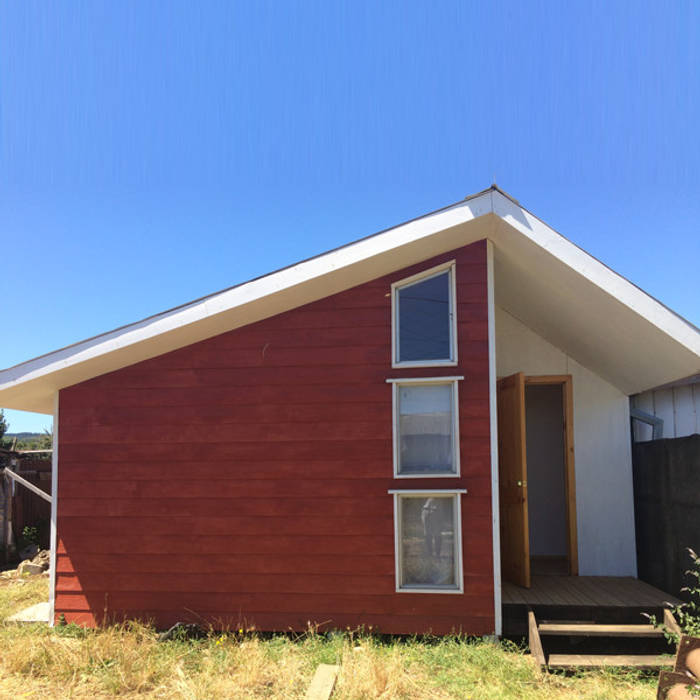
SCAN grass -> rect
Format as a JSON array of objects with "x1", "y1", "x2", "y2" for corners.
[{"x1": 0, "y1": 574, "x2": 659, "y2": 699}]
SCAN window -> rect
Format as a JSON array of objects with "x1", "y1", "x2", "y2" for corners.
[
  {"x1": 390, "y1": 490, "x2": 465, "y2": 593},
  {"x1": 388, "y1": 377, "x2": 462, "y2": 478},
  {"x1": 392, "y1": 261, "x2": 457, "y2": 367}
]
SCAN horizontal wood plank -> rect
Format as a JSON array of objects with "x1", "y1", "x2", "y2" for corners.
[
  {"x1": 57, "y1": 455, "x2": 493, "y2": 481},
  {"x1": 55, "y1": 572, "x2": 494, "y2": 597},
  {"x1": 59, "y1": 398, "x2": 489, "y2": 428},
  {"x1": 55, "y1": 610, "x2": 495, "y2": 636},
  {"x1": 538, "y1": 623, "x2": 663, "y2": 637},
  {"x1": 57, "y1": 475, "x2": 491, "y2": 500},
  {"x1": 59, "y1": 439, "x2": 492, "y2": 463},
  {"x1": 56, "y1": 513, "x2": 493, "y2": 537},
  {"x1": 56, "y1": 532, "x2": 493, "y2": 559},
  {"x1": 305, "y1": 663, "x2": 339, "y2": 700},
  {"x1": 547, "y1": 654, "x2": 674, "y2": 670},
  {"x1": 54, "y1": 590, "x2": 495, "y2": 616},
  {"x1": 57, "y1": 495, "x2": 492, "y2": 519}
]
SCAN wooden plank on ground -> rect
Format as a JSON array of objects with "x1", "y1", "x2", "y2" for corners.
[
  {"x1": 528, "y1": 611, "x2": 546, "y2": 668},
  {"x1": 305, "y1": 664, "x2": 339, "y2": 700},
  {"x1": 548, "y1": 654, "x2": 674, "y2": 670}
]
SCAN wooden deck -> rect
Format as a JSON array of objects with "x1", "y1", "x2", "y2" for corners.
[
  {"x1": 502, "y1": 576, "x2": 680, "y2": 636},
  {"x1": 503, "y1": 576, "x2": 680, "y2": 608}
]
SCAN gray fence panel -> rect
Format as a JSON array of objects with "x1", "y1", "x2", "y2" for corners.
[{"x1": 632, "y1": 434, "x2": 700, "y2": 600}]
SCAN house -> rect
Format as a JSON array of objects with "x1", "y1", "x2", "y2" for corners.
[
  {"x1": 631, "y1": 374, "x2": 700, "y2": 442},
  {"x1": 0, "y1": 185, "x2": 698, "y2": 637}
]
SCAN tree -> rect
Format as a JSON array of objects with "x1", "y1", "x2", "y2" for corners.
[{"x1": 0, "y1": 409, "x2": 7, "y2": 446}]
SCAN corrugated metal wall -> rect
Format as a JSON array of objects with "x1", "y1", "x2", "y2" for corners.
[{"x1": 631, "y1": 381, "x2": 700, "y2": 442}]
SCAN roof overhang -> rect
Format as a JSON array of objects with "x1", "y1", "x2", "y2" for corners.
[{"x1": 1, "y1": 187, "x2": 698, "y2": 414}]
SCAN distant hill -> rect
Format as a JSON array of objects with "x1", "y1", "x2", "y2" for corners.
[{"x1": 4, "y1": 432, "x2": 52, "y2": 451}]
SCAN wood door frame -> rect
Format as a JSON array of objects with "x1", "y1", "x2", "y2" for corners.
[{"x1": 524, "y1": 375, "x2": 578, "y2": 576}]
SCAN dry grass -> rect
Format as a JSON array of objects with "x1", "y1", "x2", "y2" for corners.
[{"x1": 0, "y1": 573, "x2": 658, "y2": 699}]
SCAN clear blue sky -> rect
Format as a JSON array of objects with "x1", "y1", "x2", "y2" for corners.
[{"x1": 1, "y1": 2, "x2": 698, "y2": 433}]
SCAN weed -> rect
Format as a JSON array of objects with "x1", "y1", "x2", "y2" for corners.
[
  {"x1": 645, "y1": 548, "x2": 700, "y2": 644},
  {"x1": 0, "y1": 576, "x2": 658, "y2": 699}
]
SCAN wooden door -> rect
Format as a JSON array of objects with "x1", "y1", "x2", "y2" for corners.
[{"x1": 497, "y1": 372, "x2": 530, "y2": 588}]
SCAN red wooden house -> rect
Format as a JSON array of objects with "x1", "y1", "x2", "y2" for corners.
[{"x1": 1, "y1": 186, "x2": 698, "y2": 636}]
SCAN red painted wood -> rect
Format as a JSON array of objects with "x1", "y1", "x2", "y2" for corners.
[
  {"x1": 57, "y1": 611, "x2": 494, "y2": 637},
  {"x1": 57, "y1": 474, "x2": 493, "y2": 499},
  {"x1": 55, "y1": 239, "x2": 494, "y2": 634},
  {"x1": 55, "y1": 573, "x2": 495, "y2": 599},
  {"x1": 54, "y1": 531, "x2": 494, "y2": 560},
  {"x1": 55, "y1": 590, "x2": 496, "y2": 617},
  {"x1": 56, "y1": 513, "x2": 491, "y2": 540},
  {"x1": 55, "y1": 553, "x2": 395, "y2": 576},
  {"x1": 57, "y1": 495, "x2": 494, "y2": 519}
]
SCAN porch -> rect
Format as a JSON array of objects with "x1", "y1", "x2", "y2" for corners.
[
  {"x1": 502, "y1": 575, "x2": 680, "y2": 636},
  {"x1": 503, "y1": 576, "x2": 682, "y2": 669}
]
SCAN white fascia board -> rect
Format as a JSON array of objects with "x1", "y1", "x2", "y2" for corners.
[
  {"x1": 2, "y1": 186, "x2": 698, "y2": 413},
  {"x1": 0, "y1": 193, "x2": 493, "y2": 412},
  {"x1": 492, "y1": 190, "x2": 700, "y2": 357}
]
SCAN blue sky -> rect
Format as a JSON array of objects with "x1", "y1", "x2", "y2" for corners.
[{"x1": 1, "y1": 1, "x2": 698, "y2": 433}]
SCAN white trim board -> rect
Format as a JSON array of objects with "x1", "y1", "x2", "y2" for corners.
[
  {"x1": 385, "y1": 376, "x2": 465, "y2": 384},
  {"x1": 486, "y1": 239, "x2": 502, "y2": 637},
  {"x1": 0, "y1": 185, "x2": 698, "y2": 413},
  {"x1": 48, "y1": 391, "x2": 58, "y2": 627}
]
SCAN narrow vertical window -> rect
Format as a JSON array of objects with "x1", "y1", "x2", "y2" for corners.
[
  {"x1": 392, "y1": 262, "x2": 457, "y2": 367},
  {"x1": 388, "y1": 377, "x2": 462, "y2": 478}
]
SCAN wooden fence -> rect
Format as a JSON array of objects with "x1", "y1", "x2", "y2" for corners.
[
  {"x1": 633, "y1": 434, "x2": 700, "y2": 600},
  {"x1": 12, "y1": 458, "x2": 52, "y2": 550},
  {"x1": 1, "y1": 455, "x2": 52, "y2": 556}
]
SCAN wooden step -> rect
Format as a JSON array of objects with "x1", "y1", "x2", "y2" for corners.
[
  {"x1": 548, "y1": 653, "x2": 674, "y2": 670},
  {"x1": 538, "y1": 623, "x2": 664, "y2": 638}
]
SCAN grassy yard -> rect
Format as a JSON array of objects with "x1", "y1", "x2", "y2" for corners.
[{"x1": 0, "y1": 574, "x2": 658, "y2": 699}]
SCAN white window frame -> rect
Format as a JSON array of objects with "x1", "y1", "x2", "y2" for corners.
[
  {"x1": 387, "y1": 376, "x2": 463, "y2": 479},
  {"x1": 391, "y1": 260, "x2": 458, "y2": 368},
  {"x1": 389, "y1": 489, "x2": 467, "y2": 594}
]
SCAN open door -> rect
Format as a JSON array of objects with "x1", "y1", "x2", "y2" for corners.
[{"x1": 497, "y1": 372, "x2": 530, "y2": 588}]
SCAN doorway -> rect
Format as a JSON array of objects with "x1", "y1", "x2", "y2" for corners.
[{"x1": 497, "y1": 373, "x2": 578, "y2": 588}]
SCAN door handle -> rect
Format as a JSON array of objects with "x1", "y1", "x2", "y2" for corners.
[{"x1": 517, "y1": 480, "x2": 527, "y2": 487}]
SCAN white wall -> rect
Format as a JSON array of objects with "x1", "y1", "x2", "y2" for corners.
[
  {"x1": 631, "y1": 382, "x2": 700, "y2": 442},
  {"x1": 495, "y1": 306, "x2": 637, "y2": 577}
]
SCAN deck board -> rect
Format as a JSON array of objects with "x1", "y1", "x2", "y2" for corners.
[{"x1": 502, "y1": 576, "x2": 680, "y2": 608}]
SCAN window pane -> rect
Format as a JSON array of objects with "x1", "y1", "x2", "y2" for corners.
[
  {"x1": 398, "y1": 384, "x2": 455, "y2": 475},
  {"x1": 397, "y1": 271, "x2": 451, "y2": 362},
  {"x1": 400, "y1": 496, "x2": 456, "y2": 588}
]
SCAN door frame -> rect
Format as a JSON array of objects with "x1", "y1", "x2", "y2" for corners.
[{"x1": 524, "y1": 375, "x2": 578, "y2": 576}]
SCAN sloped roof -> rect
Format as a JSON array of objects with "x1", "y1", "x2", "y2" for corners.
[{"x1": 1, "y1": 186, "x2": 698, "y2": 413}]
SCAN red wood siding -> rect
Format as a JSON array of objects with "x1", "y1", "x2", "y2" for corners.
[{"x1": 56, "y1": 239, "x2": 494, "y2": 634}]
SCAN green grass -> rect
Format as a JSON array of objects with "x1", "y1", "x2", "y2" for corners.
[{"x1": 0, "y1": 573, "x2": 658, "y2": 699}]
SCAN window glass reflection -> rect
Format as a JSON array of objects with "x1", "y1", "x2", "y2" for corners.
[
  {"x1": 398, "y1": 384, "x2": 454, "y2": 475},
  {"x1": 400, "y1": 496, "x2": 456, "y2": 588},
  {"x1": 397, "y1": 271, "x2": 451, "y2": 362}
]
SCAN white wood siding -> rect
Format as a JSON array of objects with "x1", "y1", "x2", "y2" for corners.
[
  {"x1": 631, "y1": 382, "x2": 700, "y2": 442},
  {"x1": 495, "y1": 306, "x2": 637, "y2": 577}
]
